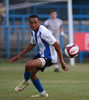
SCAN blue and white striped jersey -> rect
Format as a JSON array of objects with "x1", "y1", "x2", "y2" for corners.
[{"x1": 30, "y1": 25, "x2": 57, "y2": 63}]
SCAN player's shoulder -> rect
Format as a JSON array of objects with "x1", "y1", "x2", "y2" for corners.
[
  {"x1": 56, "y1": 18, "x2": 63, "y2": 25},
  {"x1": 39, "y1": 25, "x2": 52, "y2": 37},
  {"x1": 39, "y1": 25, "x2": 48, "y2": 31},
  {"x1": 56, "y1": 18, "x2": 63, "y2": 22}
]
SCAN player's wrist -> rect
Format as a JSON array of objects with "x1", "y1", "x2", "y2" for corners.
[
  {"x1": 60, "y1": 59, "x2": 64, "y2": 65},
  {"x1": 61, "y1": 32, "x2": 67, "y2": 38}
]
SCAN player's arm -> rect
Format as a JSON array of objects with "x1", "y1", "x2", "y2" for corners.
[
  {"x1": 60, "y1": 26, "x2": 64, "y2": 33},
  {"x1": 59, "y1": 20, "x2": 67, "y2": 38},
  {"x1": 53, "y1": 42, "x2": 69, "y2": 71},
  {"x1": 44, "y1": 20, "x2": 49, "y2": 28},
  {"x1": 41, "y1": 26, "x2": 68, "y2": 71},
  {"x1": 9, "y1": 44, "x2": 35, "y2": 63},
  {"x1": 60, "y1": 26, "x2": 67, "y2": 38}
]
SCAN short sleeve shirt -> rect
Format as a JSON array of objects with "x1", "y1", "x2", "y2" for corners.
[{"x1": 30, "y1": 25, "x2": 57, "y2": 63}]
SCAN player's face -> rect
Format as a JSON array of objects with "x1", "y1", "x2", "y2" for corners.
[
  {"x1": 29, "y1": 18, "x2": 40, "y2": 31},
  {"x1": 50, "y1": 12, "x2": 57, "y2": 19}
]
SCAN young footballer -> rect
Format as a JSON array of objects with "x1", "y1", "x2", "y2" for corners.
[{"x1": 10, "y1": 15, "x2": 69, "y2": 97}]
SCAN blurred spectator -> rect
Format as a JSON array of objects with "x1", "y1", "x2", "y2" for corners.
[
  {"x1": 0, "y1": 3, "x2": 5, "y2": 24},
  {"x1": 44, "y1": 10, "x2": 67, "y2": 72}
]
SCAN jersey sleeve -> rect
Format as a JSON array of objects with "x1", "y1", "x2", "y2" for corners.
[
  {"x1": 41, "y1": 26, "x2": 56, "y2": 45},
  {"x1": 59, "y1": 19, "x2": 63, "y2": 27},
  {"x1": 44, "y1": 20, "x2": 49, "y2": 26}
]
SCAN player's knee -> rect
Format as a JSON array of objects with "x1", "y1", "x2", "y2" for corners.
[{"x1": 25, "y1": 61, "x2": 34, "y2": 69}]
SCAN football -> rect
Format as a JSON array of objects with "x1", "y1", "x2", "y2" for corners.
[{"x1": 65, "y1": 43, "x2": 80, "y2": 58}]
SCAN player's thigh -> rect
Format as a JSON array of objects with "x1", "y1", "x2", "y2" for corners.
[{"x1": 26, "y1": 59, "x2": 42, "y2": 68}]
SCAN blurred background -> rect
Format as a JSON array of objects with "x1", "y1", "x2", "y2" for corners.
[
  {"x1": 0, "y1": 1, "x2": 89, "y2": 100},
  {"x1": 0, "y1": 0, "x2": 89, "y2": 63}
]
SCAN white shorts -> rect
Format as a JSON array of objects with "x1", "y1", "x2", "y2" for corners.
[
  {"x1": 39, "y1": 58, "x2": 46, "y2": 68},
  {"x1": 33, "y1": 54, "x2": 54, "y2": 72}
]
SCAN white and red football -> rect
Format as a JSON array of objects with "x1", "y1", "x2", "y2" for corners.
[{"x1": 65, "y1": 43, "x2": 80, "y2": 58}]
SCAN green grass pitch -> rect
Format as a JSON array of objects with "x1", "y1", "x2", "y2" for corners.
[{"x1": 0, "y1": 61, "x2": 89, "y2": 100}]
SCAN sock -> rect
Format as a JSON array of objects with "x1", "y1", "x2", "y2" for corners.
[
  {"x1": 54, "y1": 64, "x2": 59, "y2": 69},
  {"x1": 32, "y1": 78, "x2": 44, "y2": 93},
  {"x1": 24, "y1": 72, "x2": 32, "y2": 81}
]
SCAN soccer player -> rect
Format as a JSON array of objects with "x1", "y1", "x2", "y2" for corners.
[
  {"x1": 10, "y1": 15, "x2": 69, "y2": 97},
  {"x1": 44, "y1": 10, "x2": 67, "y2": 72}
]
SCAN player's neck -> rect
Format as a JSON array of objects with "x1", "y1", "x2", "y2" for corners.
[
  {"x1": 51, "y1": 18, "x2": 56, "y2": 20},
  {"x1": 34, "y1": 26, "x2": 40, "y2": 33}
]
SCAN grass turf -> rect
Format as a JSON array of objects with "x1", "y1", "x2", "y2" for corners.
[{"x1": 0, "y1": 61, "x2": 89, "y2": 100}]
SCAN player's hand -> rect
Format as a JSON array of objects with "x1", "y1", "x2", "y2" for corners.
[
  {"x1": 61, "y1": 61, "x2": 69, "y2": 71},
  {"x1": 62, "y1": 34, "x2": 67, "y2": 39},
  {"x1": 63, "y1": 66, "x2": 69, "y2": 71},
  {"x1": 9, "y1": 55, "x2": 20, "y2": 63}
]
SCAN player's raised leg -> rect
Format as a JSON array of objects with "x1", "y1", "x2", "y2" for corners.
[
  {"x1": 15, "y1": 58, "x2": 42, "y2": 91},
  {"x1": 15, "y1": 58, "x2": 48, "y2": 97}
]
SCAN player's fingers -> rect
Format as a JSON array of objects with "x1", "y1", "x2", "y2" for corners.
[
  {"x1": 9, "y1": 59, "x2": 14, "y2": 63},
  {"x1": 9, "y1": 57, "x2": 16, "y2": 63},
  {"x1": 64, "y1": 67, "x2": 69, "y2": 71}
]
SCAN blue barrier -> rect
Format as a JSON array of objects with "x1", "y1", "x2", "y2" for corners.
[
  {"x1": 0, "y1": 4, "x2": 89, "y2": 62},
  {"x1": 6, "y1": 26, "x2": 10, "y2": 58},
  {"x1": 73, "y1": 15, "x2": 89, "y2": 19},
  {"x1": 17, "y1": 31, "x2": 21, "y2": 54},
  {"x1": 0, "y1": 18, "x2": 89, "y2": 61}
]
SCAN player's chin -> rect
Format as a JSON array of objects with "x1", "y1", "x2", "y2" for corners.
[
  {"x1": 32, "y1": 27, "x2": 39, "y2": 31},
  {"x1": 32, "y1": 27, "x2": 36, "y2": 31}
]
